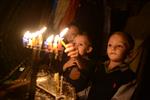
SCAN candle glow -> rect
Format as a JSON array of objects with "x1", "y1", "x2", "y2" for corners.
[
  {"x1": 59, "y1": 27, "x2": 69, "y2": 38},
  {"x1": 45, "y1": 35, "x2": 54, "y2": 50},
  {"x1": 53, "y1": 35, "x2": 60, "y2": 50},
  {"x1": 60, "y1": 40, "x2": 66, "y2": 48},
  {"x1": 23, "y1": 26, "x2": 47, "y2": 48},
  {"x1": 59, "y1": 27, "x2": 69, "y2": 48}
]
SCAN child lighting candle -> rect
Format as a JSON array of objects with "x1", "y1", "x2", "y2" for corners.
[
  {"x1": 60, "y1": 40, "x2": 67, "y2": 48},
  {"x1": 59, "y1": 27, "x2": 69, "y2": 48}
]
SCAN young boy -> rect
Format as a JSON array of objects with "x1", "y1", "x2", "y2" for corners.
[
  {"x1": 63, "y1": 32, "x2": 95, "y2": 99},
  {"x1": 87, "y1": 32, "x2": 136, "y2": 100}
]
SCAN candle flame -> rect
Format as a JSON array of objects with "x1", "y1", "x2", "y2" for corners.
[
  {"x1": 60, "y1": 40, "x2": 67, "y2": 48},
  {"x1": 54, "y1": 35, "x2": 60, "y2": 43},
  {"x1": 45, "y1": 35, "x2": 54, "y2": 46},
  {"x1": 59, "y1": 27, "x2": 69, "y2": 38},
  {"x1": 53, "y1": 35, "x2": 60, "y2": 49},
  {"x1": 32, "y1": 26, "x2": 47, "y2": 38},
  {"x1": 58, "y1": 27, "x2": 68, "y2": 48},
  {"x1": 23, "y1": 26, "x2": 47, "y2": 47},
  {"x1": 23, "y1": 31, "x2": 32, "y2": 41},
  {"x1": 23, "y1": 31, "x2": 32, "y2": 46}
]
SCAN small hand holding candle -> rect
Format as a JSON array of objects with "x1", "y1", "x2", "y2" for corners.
[
  {"x1": 60, "y1": 40, "x2": 67, "y2": 48},
  {"x1": 59, "y1": 27, "x2": 69, "y2": 48},
  {"x1": 64, "y1": 43, "x2": 78, "y2": 58}
]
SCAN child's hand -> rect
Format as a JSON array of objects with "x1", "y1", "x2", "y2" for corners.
[
  {"x1": 74, "y1": 58, "x2": 86, "y2": 70},
  {"x1": 63, "y1": 58, "x2": 76, "y2": 71},
  {"x1": 64, "y1": 43, "x2": 79, "y2": 58}
]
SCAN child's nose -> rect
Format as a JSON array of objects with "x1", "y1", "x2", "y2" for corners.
[
  {"x1": 111, "y1": 46, "x2": 117, "y2": 51},
  {"x1": 74, "y1": 43, "x2": 79, "y2": 48}
]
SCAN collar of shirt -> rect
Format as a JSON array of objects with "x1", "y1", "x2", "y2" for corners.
[{"x1": 104, "y1": 60, "x2": 129, "y2": 73}]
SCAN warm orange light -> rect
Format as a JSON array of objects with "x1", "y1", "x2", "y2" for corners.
[
  {"x1": 53, "y1": 35, "x2": 59, "y2": 50},
  {"x1": 23, "y1": 26, "x2": 47, "y2": 48},
  {"x1": 59, "y1": 27, "x2": 69, "y2": 38},
  {"x1": 45, "y1": 35, "x2": 54, "y2": 50},
  {"x1": 60, "y1": 40, "x2": 66, "y2": 48}
]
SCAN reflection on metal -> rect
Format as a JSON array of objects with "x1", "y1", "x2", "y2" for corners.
[
  {"x1": 35, "y1": 69, "x2": 76, "y2": 100},
  {"x1": 0, "y1": 61, "x2": 76, "y2": 100}
]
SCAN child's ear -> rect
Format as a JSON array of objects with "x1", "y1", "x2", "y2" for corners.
[{"x1": 87, "y1": 46, "x2": 93, "y2": 53}]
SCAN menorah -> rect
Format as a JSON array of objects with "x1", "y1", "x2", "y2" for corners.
[{"x1": 22, "y1": 27, "x2": 76, "y2": 100}]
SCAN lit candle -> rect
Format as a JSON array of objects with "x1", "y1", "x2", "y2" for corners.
[
  {"x1": 32, "y1": 36, "x2": 36, "y2": 48},
  {"x1": 59, "y1": 27, "x2": 69, "y2": 38},
  {"x1": 38, "y1": 34, "x2": 43, "y2": 47},
  {"x1": 60, "y1": 40, "x2": 66, "y2": 48},
  {"x1": 28, "y1": 38, "x2": 32, "y2": 47},
  {"x1": 45, "y1": 35, "x2": 54, "y2": 52},
  {"x1": 53, "y1": 35, "x2": 59, "y2": 50},
  {"x1": 31, "y1": 26, "x2": 46, "y2": 48},
  {"x1": 23, "y1": 26, "x2": 47, "y2": 49},
  {"x1": 23, "y1": 31, "x2": 32, "y2": 47},
  {"x1": 53, "y1": 35, "x2": 60, "y2": 59},
  {"x1": 59, "y1": 27, "x2": 69, "y2": 48}
]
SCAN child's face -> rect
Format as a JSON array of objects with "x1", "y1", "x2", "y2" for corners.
[
  {"x1": 73, "y1": 35, "x2": 92, "y2": 56},
  {"x1": 107, "y1": 34, "x2": 129, "y2": 62}
]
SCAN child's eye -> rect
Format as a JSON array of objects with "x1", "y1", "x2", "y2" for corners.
[
  {"x1": 73, "y1": 42, "x2": 76, "y2": 45},
  {"x1": 108, "y1": 44, "x2": 112, "y2": 47},
  {"x1": 79, "y1": 43, "x2": 83, "y2": 46},
  {"x1": 117, "y1": 45, "x2": 123, "y2": 48}
]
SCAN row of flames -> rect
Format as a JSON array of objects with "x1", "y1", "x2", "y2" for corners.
[
  {"x1": 23, "y1": 27, "x2": 68, "y2": 98},
  {"x1": 23, "y1": 26, "x2": 68, "y2": 52}
]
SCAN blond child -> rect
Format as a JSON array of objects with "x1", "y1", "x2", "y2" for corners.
[
  {"x1": 63, "y1": 32, "x2": 95, "y2": 98},
  {"x1": 87, "y1": 32, "x2": 135, "y2": 100}
]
